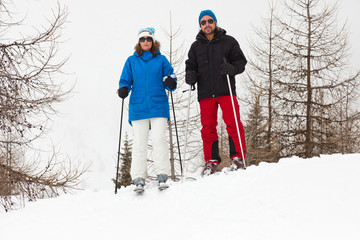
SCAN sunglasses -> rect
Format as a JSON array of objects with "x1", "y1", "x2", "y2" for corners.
[
  {"x1": 200, "y1": 19, "x2": 214, "y2": 26},
  {"x1": 139, "y1": 37, "x2": 153, "y2": 43}
]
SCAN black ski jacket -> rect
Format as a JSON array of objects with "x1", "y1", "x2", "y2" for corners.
[{"x1": 185, "y1": 28, "x2": 247, "y2": 101}]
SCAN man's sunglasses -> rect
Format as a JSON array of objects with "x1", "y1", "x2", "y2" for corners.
[
  {"x1": 139, "y1": 37, "x2": 153, "y2": 43},
  {"x1": 200, "y1": 19, "x2": 214, "y2": 26}
]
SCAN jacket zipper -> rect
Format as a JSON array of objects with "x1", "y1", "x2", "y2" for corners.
[
  {"x1": 206, "y1": 41, "x2": 216, "y2": 98},
  {"x1": 145, "y1": 61, "x2": 150, "y2": 117}
]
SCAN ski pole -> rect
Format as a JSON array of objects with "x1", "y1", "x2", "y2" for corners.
[
  {"x1": 182, "y1": 84, "x2": 193, "y2": 176},
  {"x1": 170, "y1": 90, "x2": 183, "y2": 176},
  {"x1": 115, "y1": 98, "x2": 125, "y2": 194},
  {"x1": 223, "y1": 58, "x2": 247, "y2": 168}
]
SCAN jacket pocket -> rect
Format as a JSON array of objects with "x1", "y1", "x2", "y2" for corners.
[{"x1": 130, "y1": 97, "x2": 144, "y2": 104}]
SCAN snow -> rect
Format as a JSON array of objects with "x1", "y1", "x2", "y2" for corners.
[{"x1": 1, "y1": 153, "x2": 360, "y2": 240}]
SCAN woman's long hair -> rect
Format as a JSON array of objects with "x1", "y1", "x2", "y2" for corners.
[{"x1": 134, "y1": 40, "x2": 160, "y2": 56}]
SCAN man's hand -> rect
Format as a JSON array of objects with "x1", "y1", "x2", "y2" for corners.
[
  {"x1": 220, "y1": 62, "x2": 235, "y2": 76},
  {"x1": 185, "y1": 71, "x2": 197, "y2": 85}
]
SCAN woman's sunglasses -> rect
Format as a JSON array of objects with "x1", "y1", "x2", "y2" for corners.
[
  {"x1": 200, "y1": 19, "x2": 214, "y2": 26},
  {"x1": 139, "y1": 37, "x2": 153, "y2": 43}
]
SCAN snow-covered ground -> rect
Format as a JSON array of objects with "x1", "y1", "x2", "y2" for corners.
[{"x1": 1, "y1": 153, "x2": 359, "y2": 240}]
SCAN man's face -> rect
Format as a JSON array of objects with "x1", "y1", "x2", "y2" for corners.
[{"x1": 200, "y1": 16, "x2": 216, "y2": 35}]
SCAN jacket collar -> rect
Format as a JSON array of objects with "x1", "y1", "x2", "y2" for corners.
[
  {"x1": 196, "y1": 27, "x2": 226, "y2": 43},
  {"x1": 134, "y1": 50, "x2": 161, "y2": 61}
]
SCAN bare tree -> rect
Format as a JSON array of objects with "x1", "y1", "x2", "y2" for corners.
[
  {"x1": 0, "y1": 2, "x2": 85, "y2": 211},
  {"x1": 272, "y1": 0, "x2": 360, "y2": 158},
  {"x1": 245, "y1": 0, "x2": 360, "y2": 159},
  {"x1": 162, "y1": 13, "x2": 203, "y2": 180},
  {"x1": 0, "y1": 146, "x2": 85, "y2": 211},
  {"x1": 246, "y1": 1, "x2": 284, "y2": 146},
  {"x1": 242, "y1": 1, "x2": 282, "y2": 164}
]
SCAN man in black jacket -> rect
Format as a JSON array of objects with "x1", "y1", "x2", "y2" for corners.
[{"x1": 185, "y1": 10, "x2": 247, "y2": 175}]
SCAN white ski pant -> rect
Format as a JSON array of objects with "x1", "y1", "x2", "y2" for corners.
[{"x1": 131, "y1": 117, "x2": 170, "y2": 180}]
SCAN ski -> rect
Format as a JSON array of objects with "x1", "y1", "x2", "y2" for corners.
[
  {"x1": 134, "y1": 185, "x2": 145, "y2": 194},
  {"x1": 158, "y1": 182, "x2": 169, "y2": 191},
  {"x1": 133, "y1": 182, "x2": 169, "y2": 194}
]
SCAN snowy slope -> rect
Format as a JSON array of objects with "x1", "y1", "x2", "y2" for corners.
[{"x1": 1, "y1": 154, "x2": 360, "y2": 240}]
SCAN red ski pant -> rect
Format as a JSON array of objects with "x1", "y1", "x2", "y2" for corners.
[{"x1": 200, "y1": 96, "x2": 247, "y2": 163}]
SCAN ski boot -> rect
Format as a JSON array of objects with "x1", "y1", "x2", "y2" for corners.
[
  {"x1": 229, "y1": 157, "x2": 245, "y2": 171},
  {"x1": 202, "y1": 160, "x2": 219, "y2": 176},
  {"x1": 157, "y1": 174, "x2": 169, "y2": 191},
  {"x1": 133, "y1": 177, "x2": 145, "y2": 194}
]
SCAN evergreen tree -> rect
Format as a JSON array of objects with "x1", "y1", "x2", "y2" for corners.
[
  {"x1": 245, "y1": 87, "x2": 280, "y2": 166},
  {"x1": 113, "y1": 133, "x2": 132, "y2": 189}
]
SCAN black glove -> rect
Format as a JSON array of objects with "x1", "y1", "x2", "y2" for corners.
[
  {"x1": 185, "y1": 71, "x2": 197, "y2": 85},
  {"x1": 220, "y1": 62, "x2": 235, "y2": 76},
  {"x1": 117, "y1": 87, "x2": 128, "y2": 99},
  {"x1": 164, "y1": 76, "x2": 177, "y2": 90}
]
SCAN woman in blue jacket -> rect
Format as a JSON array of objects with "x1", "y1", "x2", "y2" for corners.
[{"x1": 117, "y1": 27, "x2": 176, "y2": 192}]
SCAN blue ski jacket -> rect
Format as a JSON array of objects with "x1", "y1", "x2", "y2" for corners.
[{"x1": 119, "y1": 50, "x2": 176, "y2": 125}]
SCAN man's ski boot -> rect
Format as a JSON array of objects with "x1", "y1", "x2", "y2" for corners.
[
  {"x1": 133, "y1": 177, "x2": 145, "y2": 194},
  {"x1": 202, "y1": 160, "x2": 219, "y2": 176},
  {"x1": 229, "y1": 157, "x2": 245, "y2": 171},
  {"x1": 157, "y1": 174, "x2": 169, "y2": 191}
]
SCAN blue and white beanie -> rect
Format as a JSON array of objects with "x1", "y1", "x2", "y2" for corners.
[{"x1": 138, "y1": 27, "x2": 155, "y2": 42}]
